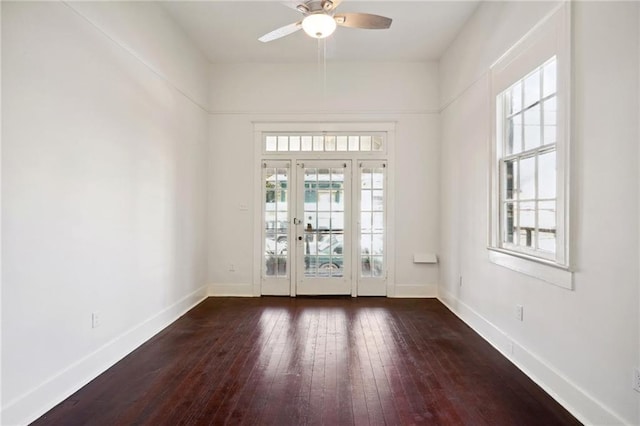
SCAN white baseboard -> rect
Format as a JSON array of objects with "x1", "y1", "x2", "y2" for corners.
[
  {"x1": 438, "y1": 290, "x2": 627, "y2": 426},
  {"x1": 1, "y1": 286, "x2": 208, "y2": 426},
  {"x1": 391, "y1": 283, "x2": 438, "y2": 298},
  {"x1": 208, "y1": 283, "x2": 256, "y2": 297}
]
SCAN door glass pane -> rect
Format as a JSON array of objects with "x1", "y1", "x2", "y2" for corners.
[{"x1": 264, "y1": 166, "x2": 288, "y2": 277}]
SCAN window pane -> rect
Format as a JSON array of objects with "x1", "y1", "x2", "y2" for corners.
[
  {"x1": 519, "y1": 201, "x2": 536, "y2": 247},
  {"x1": 360, "y1": 136, "x2": 372, "y2": 151},
  {"x1": 524, "y1": 104, "x2": 541, "y2": 151},
  {"x1": 313, "y1": 136, "x2": 324, "y2": 151},
  {"x1": 543, "y1": 96, "x2": 557, "y2": 145},
  {"x1": 266, "y1": 136, "x2": 277, "y2": 151},
  {"x1": 301, "y1": 136, "x2": 313, "y2": 151},
  {"x1": 538, "y1": 200, "x2": 556, "y2": 253},
  {"x1": 336, "y1": 136, "x2": 348, "y2": 151},
  {"x1": 524, "y1": 70, "x2": 541, "y2": 107},
  {"x1": 289, "y1": 136, "x2": 300, "y2": 151},
  {"x1": 504, "y1": 202, "x2": 515, "y2": 244},
  {"x1": 504, "y1": 160, "x2": 517, "y2": 200},
  {"x1": 325, "y1": 136, "x2": 336, "y2": 151},
  {"x1": 348, "y1": 136, "x2": 359, "y2": 151},
  {"x1": 277, "y1": 136, "x2": 288, "y2": 151},
  {"x1": 538, "y1": 151, "x2": 556, "y2": 199},
  {"x1": 510, "y1": 82, "x2": 523, "y2": 114},
  {"x1": 372, "y1": 136, "x2": 383, "y2": 151},
  {"x1": 508, "y1": 114, "x2": 522, "y2": 155},
  {"x1": 519, "y1": 157, "x2": 536, "y2": 200},
  {"x1": 543, "y1": 58, "x2": 557, "y2": 98}
]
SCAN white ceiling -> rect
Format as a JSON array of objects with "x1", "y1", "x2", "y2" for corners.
[{"x1": 162, "y1": 1, "x2": 480, "y2": 63}]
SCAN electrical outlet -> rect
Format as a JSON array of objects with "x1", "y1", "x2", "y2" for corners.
[
  {"x1": 633, "y1": 367, "x2": 640, "y2": 392},
  {"x1": 515, "y1": 304, "x2": 524, "y2": 321},
  {"x1": 229, "y1": 263, "x2": 235, "y2": 272},
  {"x1": 92, "y1": 312, "x2": 101, "y2": 329}
]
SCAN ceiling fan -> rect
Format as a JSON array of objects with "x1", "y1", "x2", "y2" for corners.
[{"x1": 259, "y1": 0, "x2": 392, "y2": 43}]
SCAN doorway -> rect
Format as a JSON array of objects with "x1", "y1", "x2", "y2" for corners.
[{"x1": 256, "y1": 127, "x2": 392, "y2": 297}]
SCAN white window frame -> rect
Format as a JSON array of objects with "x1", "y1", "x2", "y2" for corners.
[{"x1": 488, "y1": 2, "x2": 573, "y2": 289}]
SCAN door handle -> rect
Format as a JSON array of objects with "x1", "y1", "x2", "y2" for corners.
[{"x1": 293, "y1": 218, "x2": 301, "y2": 225}]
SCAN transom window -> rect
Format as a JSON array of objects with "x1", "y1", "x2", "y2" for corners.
[{"x1": 264, "y1": 133, "x2": 385, "y2": 153}]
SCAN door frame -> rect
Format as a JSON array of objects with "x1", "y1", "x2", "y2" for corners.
[{"x1": 253, "y1": 122, "x2": 396, "y2": 297}]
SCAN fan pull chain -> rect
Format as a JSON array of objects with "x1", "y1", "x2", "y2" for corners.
[{"x1": 317, "y1": 38, "x2": 328, "y2": 99}]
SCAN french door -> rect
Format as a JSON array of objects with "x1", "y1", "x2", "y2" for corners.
[
  {"x1": 261, "y1": 159, "x2": 386, "y2": 296},
  {"x1": 296, "y1": 161, "x2": 352, "y2": 295}
]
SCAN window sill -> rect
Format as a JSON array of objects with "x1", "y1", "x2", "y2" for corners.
[{"x1": 487, "y1": 248, "x2": 573, "y2": 290}]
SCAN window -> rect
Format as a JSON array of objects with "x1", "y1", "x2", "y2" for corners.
[
  {"x1": 489, "y1": 3, "x2": 571, "y2": 287},
  {"x1": 499, "y1": 57, "x2": 557, "y2": 258},
  {"x1": 264, "y1": 133, "x2": 385, "y2": 153}
]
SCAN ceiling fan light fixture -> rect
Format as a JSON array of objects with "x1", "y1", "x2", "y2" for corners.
[{"x1": 302, "y1": 14, "x2": 337, "y2": 39}]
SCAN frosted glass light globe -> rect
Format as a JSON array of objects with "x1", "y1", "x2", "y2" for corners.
[{"x1": 302, "y1": 14, "x2": 337, "y2": 39}]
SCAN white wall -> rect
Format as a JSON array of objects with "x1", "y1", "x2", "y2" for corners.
[
  {"x1": 1, "y1": 2, "x2": 209, "y2": 424},
  {"x1": 208, "y1": 62, "x2": 440, "y2": 297},
  {"x1": 439, "y1": 2, "x2": 640, "y2": 425}
]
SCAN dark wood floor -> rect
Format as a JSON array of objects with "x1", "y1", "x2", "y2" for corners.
[{"x1": 33, "y1": 297, "x2": 580, "y2": 426}]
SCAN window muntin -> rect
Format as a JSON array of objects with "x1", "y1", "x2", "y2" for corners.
[
  {"x1": 497, "y1": 57, "x2": 559, "y2": 260},
  {"x1": 264, "y1": 133, "x2": 384, "y2": 153}
]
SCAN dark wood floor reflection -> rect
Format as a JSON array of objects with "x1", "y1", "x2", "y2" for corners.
[{"x1": 34, "y1": 297, "x2": 580, "y2": 426}]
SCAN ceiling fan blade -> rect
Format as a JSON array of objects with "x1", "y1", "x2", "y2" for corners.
[
  {"x1": 334, "y1": 13, "x2": 392, "y2": 29},
  {"x1": 282, "y1": 1, "x2": 310, "y2": 14},
  {"x1": 259, "y1": 21, "x2": 303, "y2": 43}
]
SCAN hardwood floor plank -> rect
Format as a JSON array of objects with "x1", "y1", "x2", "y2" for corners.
[{"x1": 33, "y1": 297, "x2": 581, "y2": 426}]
